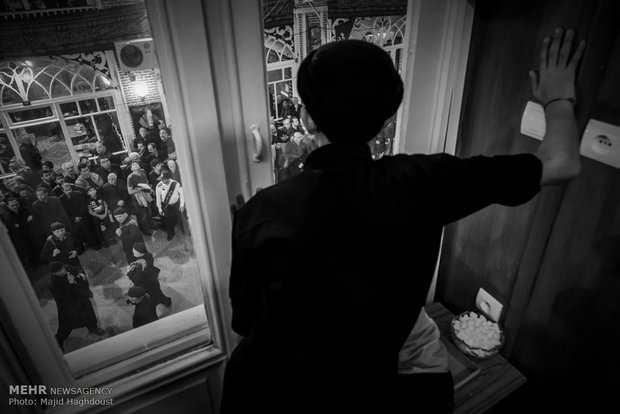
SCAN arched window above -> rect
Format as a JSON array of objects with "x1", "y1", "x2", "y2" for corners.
[
  {"x1": 264, "y1": 36, "x2": 295, "y2": 65},
  {"x1": 0, "y1": 55, "x2": 117, "y2": 106}
]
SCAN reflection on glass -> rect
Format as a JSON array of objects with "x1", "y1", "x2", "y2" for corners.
[
  {"x1": 9, "y1": 106, "x2": 53, "y2": 123},
  {"x1": 13, "y1": 123, "x2": 72, "y2": 168},
  {"x1": 79, "y1": 99, "x2": 97, "y2": 114},
  {"x1": 98, "y1": 96, "x2": 115, "y2": 111},
  {"x1": 94, "y1": 113, "x2": 125, "y2": 153},
  {"x1": 0, "y1": 133, "x2": 14, "y2": 175},
  {"x1": 60, "y1": 101, "x2": 79, "y2": 117}
]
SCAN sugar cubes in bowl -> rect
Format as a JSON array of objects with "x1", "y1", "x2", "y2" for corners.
[{"x1": 450, "y1": 311, "x2": 504, "y2": 359}]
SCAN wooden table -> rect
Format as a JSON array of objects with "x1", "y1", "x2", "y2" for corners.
[{"x1": 425, "y1": 302, "x2": 527, "y2": 414}]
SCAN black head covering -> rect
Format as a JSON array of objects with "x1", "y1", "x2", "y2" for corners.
[{"x1": 297, "y1": 40, "x2": 403, "y2": 143}]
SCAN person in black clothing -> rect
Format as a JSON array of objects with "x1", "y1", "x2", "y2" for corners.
[
  {"x1": 58, "y1": 182, "x2": 88, "y2": 253},
  {"x1": 40, "y1": 222, "x2": 83, "y2": 269},
  {"x1": 126, "y1": 286, "x2": 158, "y2": 328},
  {"x1": 95, "y1": 155, "x2": 123, "y2": 182},
  {"x1": 18, "y1": 135, "x2": 42, "y2": 171},
  {"x1": 113, "y1": 207, "x2": 144, "y2": 265},
  {"x1": 1, "y1": 196, "x2": 36, "y2": 266},
  {"x1": 48, "y1": 261, "x2": 104, "y2": 352},
  {"x1": 128, "y1": 242, "x2": 171, "y2": 306},
  {"x1": 221, "y1": 31, "x2": 585, "y2": 414}
]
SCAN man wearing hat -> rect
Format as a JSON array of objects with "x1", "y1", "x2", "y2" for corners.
[
  {"x1": 113, "y1": 207, "x2": 145, "y2": 265},
  {"x1": 40, "y1": 221, "x2": 83, "y2": 270},
  {"x1": 155, "y1": 169, "x2": 185, "y2": 241},
  {"x1": 126, "y1": 286, "x2": 158, "y2": 328},
  {"x1": 223, "y1": 30, "x2": 584, "y2": 413},
  {"x1": 49, "y1": 261, "x2": 104, "y2": 352},
  {"x1": 128, "y1": 242, "x2": 171, "y2": 306}
]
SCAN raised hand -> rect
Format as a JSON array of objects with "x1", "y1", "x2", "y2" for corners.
[{"x1": 529, "y1": 28, "x2": 585, "y2": 106}]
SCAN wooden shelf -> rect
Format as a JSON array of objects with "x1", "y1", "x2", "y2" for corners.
[{"x1": 425, "y1": 302, "x2": 527, "y2": 414}]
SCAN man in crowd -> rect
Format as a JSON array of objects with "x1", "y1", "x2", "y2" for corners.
[
  {"x1": 156, "y1": 170, "x2": 185, "y2": 241},
  {"x1": 127, "y1": 162, "x2": 153, "y2": 236},
  {"x1": 40, "y1": 221, "x2": 83, "y2": 270},
  {"x1": 59, "y1": 181, "x2": 89, "y2": 252},
  {"x1": 32, "y1": 186, "x2": 70, "y2": 243},
  {"x1": 48, "y1": 261, "x2": 104, "y2": 352},
  {"x1": 61, "y1": 161, "x2": 78, "y2": 184},
  {"x1": 95, "y1": 155, "x2": 123, "y2": 182},
  {"x1": 159, "y1": 128, "x2": 176, "y2": 160},
  {"x1": 114, "y1": 207, "x2": 144, "y2": 265},
  {"x1": 38, "y1": 169, "x2": 55, "y2": 193},
  {"x1": 1, "y1": 196, "x2": 35, "y2": 266},
  {"x1": 74, "y1": 162, "x2": 104, "y2": 190},
  {"x1": 102, "y1": 172, "x2": 129, "y2": 213}
]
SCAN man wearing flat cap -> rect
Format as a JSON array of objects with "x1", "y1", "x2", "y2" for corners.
[
  {"x1": 40, "y1": 221, "x2": 83, "y2": 270},
  {"x1": 224, "y1": 29, "x2": 585, "y2": 414},
  {"x1": 49, "y1": 261, "x2": 104, "y2": 352},
  {"x1": 126, "y1": 286, "x2": 158, "y2": 329},
  {"x1": 155, "y1": 169, "x2": 185, "y2": 241}
]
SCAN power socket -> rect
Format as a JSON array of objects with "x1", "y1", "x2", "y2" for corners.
[{"x1": 475, "y1": 288, "x2": 503, "y2": 322}]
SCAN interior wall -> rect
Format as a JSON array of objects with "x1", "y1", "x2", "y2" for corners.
[{"x1": 437, "y1": 0, "x2": 620, "y2": 410}]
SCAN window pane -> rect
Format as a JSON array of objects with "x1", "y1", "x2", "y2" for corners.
[
  {"x1": 51, "y1": 78, "x2": 72, "y2": 98},
  {"x1": 79, "y1": 99, "x2": 97, "y2": 114},
  {"x1": 66, "y1": 116, "x2": 97, "y2": 149},
  {"x1": 8, "y1": 106, "x2": 54, "y2": 123},
  {"x1": 267, "y1": 69, "x2": 282, "y2": 83},
  {"x1": 72, "y1": 76, "x2": 93, "y2": 94},
  {"x1": 97, "y1": 96, "x2": 115, "y2": 111},
  {"x1": 13, "y1": 122, "x2": 71, "y2": 169},
  {"x1": 60, "y1": 101, "x2": 79, "y2": 117}
]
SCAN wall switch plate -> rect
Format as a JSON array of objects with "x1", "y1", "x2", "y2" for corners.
[
  {"x1": 520, "y1": 101, "x2": 545, "y2": 140},
  {"x1": 475, "y1": 288, "x2": 503, "y2": 322},
  {"x1": 580, "y1": 119, "x2": 620, "y2": 168}
]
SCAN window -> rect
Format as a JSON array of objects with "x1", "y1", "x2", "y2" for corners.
[{"x1": 0, "y1": 4, "x2": 222, "y2": 387}]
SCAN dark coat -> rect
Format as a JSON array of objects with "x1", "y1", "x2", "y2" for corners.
[
  {"x1": 49, "y1": 266, "x2": 95, "y2": 329},
  {"x1": 32, "y1": 196, "x2": 70, "y2": 235},
  {"x1": 117, "y1": 218, "x2": 144, "y2": 260},
  {"x1": 59, "y1": 191, "x2": 87, "y2": 220},
  {"x1": 19, "y1": 142, "x2": 42, "y2": 170},
  {"x1": 102, "y1": 182, "x2": 129, "y2": 211},
  {"x1": 130, "y1": 293, "x2": 158, "y2": 328},
  {"x1": 40, "y1": 232, "x2": 82, "y2": 268}
]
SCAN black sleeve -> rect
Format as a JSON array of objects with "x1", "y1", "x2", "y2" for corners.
[
  {"x1": 417, "y1": 153, "x2": 542, "y2": 225},
  {"x1": 229, "y1": 215, "x2": 265, "y2": 337}
]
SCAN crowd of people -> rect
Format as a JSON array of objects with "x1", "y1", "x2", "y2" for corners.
[
  {"x1": 0, "y1": 120, "x2": 186, "y2": 352},
  {"x1": 270, "y1": 96, "x2": 319, "y2": 182}
]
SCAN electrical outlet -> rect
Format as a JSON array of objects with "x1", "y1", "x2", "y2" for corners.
[
  {"x1": 580, "y1": 119, "x2": 620, "y2": 168},
  {"x1": 475, "y1": 288, "x2": 503, "y2": 322}
]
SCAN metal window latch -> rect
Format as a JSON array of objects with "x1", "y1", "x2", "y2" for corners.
[{"x1": 249, "y1": 124, "x2": 263, "y2": 162}]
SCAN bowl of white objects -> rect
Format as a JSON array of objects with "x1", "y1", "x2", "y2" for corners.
[{"x1": 450, "y1": 311, "x2": 504, "y2": 359}]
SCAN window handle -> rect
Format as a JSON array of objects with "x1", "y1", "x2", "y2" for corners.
[{"x1": 249, "y1": 124, "x2": 264, "y2": 162}]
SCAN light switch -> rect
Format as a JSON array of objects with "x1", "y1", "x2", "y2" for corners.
[
  {"x1": 475, "y1": 288, "x2": 503, "y2": 322},
  {"x1": 580, "y1": 119, "x2": 620, "y2": 168},
  {"x1": 520, "y1": 101, "x2": 545, "y2": 140}
]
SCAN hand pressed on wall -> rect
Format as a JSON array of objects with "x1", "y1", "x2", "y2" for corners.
[{"x1": 528, "y1": 27, "x2": 585, "y2": 106}]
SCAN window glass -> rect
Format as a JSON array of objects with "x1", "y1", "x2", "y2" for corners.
[
  {"x1": 0, "y1": 12, "x2": 210, "y2": 376},
  {"x1": 8, "y1": 106, "x2": 54, "y2": 123},
  {"x1": 97, "y1": 96, "x2": 115, "y2": 111},
  {"x1": 267, "y1": 68, "x2": 282, "y2": 83}
]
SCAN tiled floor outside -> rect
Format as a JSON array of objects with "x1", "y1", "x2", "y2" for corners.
[{"x1": 27, "y1": 217, "x2": 205, "y2": 354}]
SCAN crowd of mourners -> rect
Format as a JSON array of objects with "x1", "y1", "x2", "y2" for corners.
[
  {"x1": 0, "y1": 119, "x2": 186, "y2": 352},
  {"x1": 270, "y1": 96, "x2": 319, "y2": 182}
]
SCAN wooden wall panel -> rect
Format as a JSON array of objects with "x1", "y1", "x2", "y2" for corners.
[{"x1": 437, "y1": 0, "x2": 620, "y2": 408}]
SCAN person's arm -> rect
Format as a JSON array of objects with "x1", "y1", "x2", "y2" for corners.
[
  {"x1": 529, "y1": 28, "x2": 585, "y2": 186},
  {"x1": 127, "y1": 176, "x2": 142, "y2": 195}
]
